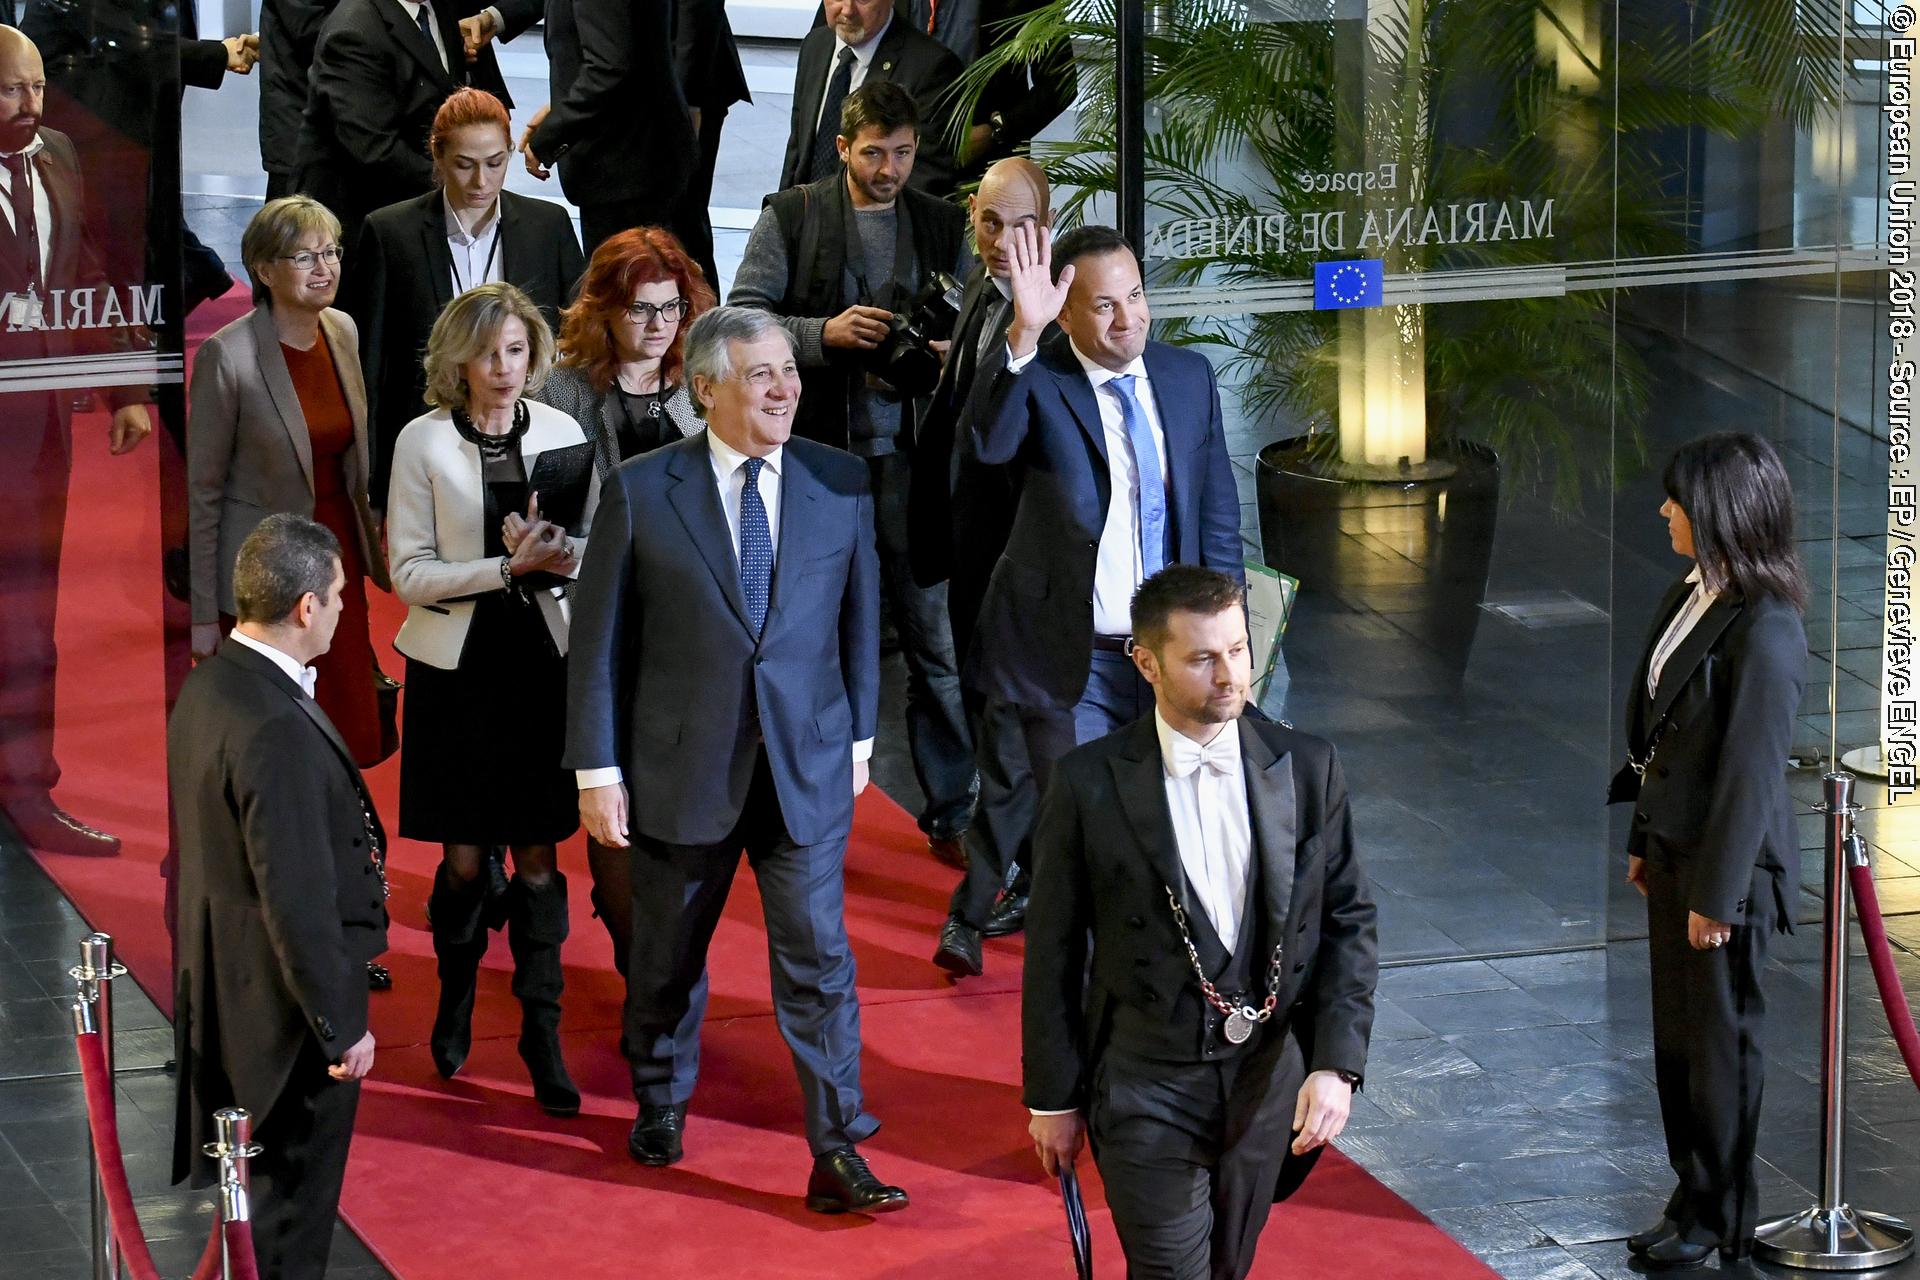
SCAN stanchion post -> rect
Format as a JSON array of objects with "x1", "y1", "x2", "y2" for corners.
[
  {"x1": 1753, "y1": 772, "x2": 1916, "y2": 1270},
  {"x1": 70, "y1": 933, "x2": 126, "y2": 1280},
  {"x1": 204, "y1": 1108, "x2": 260, "y2": 1280}
]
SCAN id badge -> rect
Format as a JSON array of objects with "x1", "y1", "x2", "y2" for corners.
[{"x1": 5, "y1": 290, "x2": 45, "y2": 330}]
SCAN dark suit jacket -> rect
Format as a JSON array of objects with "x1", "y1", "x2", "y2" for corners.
[
  {"x1": 966, "y1": 332, "x2": 1243, "y2": 707},
  {"x1": 295, "y1": 0, "x2": 503, "y2": 237},
  {"x1": 530, "y1": 0, "x2": 694, "y2": 209},
  {"x1": 1023, "y1": 714, "x2": 1378, "y2": 1192},
  {"x1": 1609, "y1": 579, "x2": 1807, "y2": 929},
  {"x1": 342, "y1": 188, "x2": 585, "y2": 503},
  {"x1": 892, "y1": 0, "x2": 1074, "y2": 167},
  {"x1": 168, "y1": 640, "x2": 389, "y2": 1184},
  {"x1": 564, "y1": 432, "x2": 881, "y2": 848},
  {"x1": 675, "y1": 0, "x2": 750, "y2": 111},
  {"x1": 778, "y1": 19, "x2": 965, "y2": 195},
  {"x1": 260, "y1": 0, "x2": 340, "y2": 176}
]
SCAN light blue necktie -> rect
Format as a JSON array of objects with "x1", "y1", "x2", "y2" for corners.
[
  {"x1": 1108, "y1": 374, "x2": 1168, "y2": 578},
  {"x1": 739, "y1": 457, "x2": 772, "y2": 635}
]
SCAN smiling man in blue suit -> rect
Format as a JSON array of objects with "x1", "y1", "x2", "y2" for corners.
[
  {"x1": 565, "y1": 306, "x2": 906, "y2": 1215},
  {"x1": 933, "y1": 223, "x2": 1244, "y2": 978}
]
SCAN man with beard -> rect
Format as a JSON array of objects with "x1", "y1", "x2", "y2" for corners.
[
  {"x1": 731, "y1": 80, "x2": 976, "y2": 873},
  {"x1": 1024, "y1": 564, "x2": 1379, "y2": 1280},
  {"x1": 0, "y1": 24, "x2": 153, "y2": 856}
]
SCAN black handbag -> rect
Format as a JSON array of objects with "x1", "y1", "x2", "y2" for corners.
[{"x1": 372, "y1": 668, "x2": 401, "y2": 766}]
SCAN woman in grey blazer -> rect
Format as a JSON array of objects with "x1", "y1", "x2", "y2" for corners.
[
  {"x1": 387, "y1": 282, "x2": 597, "y2": 1118},
  {"x1": 532, "y1": 225, "x2": 712, "y2": 970},
  {"x1": 187, "y1": 196, "x2": 390, "y2": 764},
  {"x1": 1609, "y1": 433, "x2": 1809, "y2": 1270}
]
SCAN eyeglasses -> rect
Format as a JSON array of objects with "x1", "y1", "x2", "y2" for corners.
[
  {"x1": 626, "y1": 298, "x2": 690, "y2": 324},
  {"x1": 280, "y1": 246, "x2": 343, "y2": 270}
]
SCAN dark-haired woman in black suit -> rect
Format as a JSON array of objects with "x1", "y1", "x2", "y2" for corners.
[{"x1": 1609, "y1": 432, "x2": 1809, "y2": 1270}]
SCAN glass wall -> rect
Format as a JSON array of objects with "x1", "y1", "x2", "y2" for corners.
[{"x1": 990, "y1": 0, "x2": 1891, "y2": 959}]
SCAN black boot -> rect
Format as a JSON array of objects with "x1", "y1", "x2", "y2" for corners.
[
  {"x1": 508, "y1": 872, "x2": 581, "y2": 1117},
  {"x1": 428, "y1": 864, "x2": 489, "y2": 1079}
]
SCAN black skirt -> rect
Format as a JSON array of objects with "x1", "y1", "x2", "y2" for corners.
[{"x1": 398, "y1": 591, "x2": 580, "y2": 846}]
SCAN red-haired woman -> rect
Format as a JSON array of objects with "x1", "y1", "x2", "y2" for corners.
[
  {"x1": 536, "y1": 226, "x2": 717, "y2": 484},
  {"x1": 342, "y1": 87, "x2": 585, "y2": 510},
  {"x1": 533, "y1": 226, "x2": 714, "y2": 973}
]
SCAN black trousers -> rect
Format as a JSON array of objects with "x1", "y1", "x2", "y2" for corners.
[
  {"x1": 1090, "y1": 1028, "x2": 1307, "y2": 1280},
  {"x1": 672, "y1": 104, "x2": 729, "y2": 293},
  {"x1": 949, "y1": 689, "x2": 1033, "y2": 928},
  {"x1": 580, "y1": 192, "x2": 685, "y2": 260},
  {"x1": 1645, "y1": 856, "x2": 1772, "y2": 1248},
  {"x1": 0, "y1": 394, "x2": 68, "y2": 808},
  {"x1": 623, "y1": 749, "x2": 877, "y2": 1155},
  {"x1": 250, "y1": 1040, "x2": 363, "y2": 1280}
]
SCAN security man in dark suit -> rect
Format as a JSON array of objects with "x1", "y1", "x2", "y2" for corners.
[
  {"x1": 1025, "y1": 565, "x2": 1378, "y2": 1280},
  {"x1": 169, "y1": 514, "x2": 389, "y2": 1280},
  {"x1": 566, "y1": 306, "x2": 908, "y2": 1215},
  {"x1": 911, "y1": 157, "x2": 1055, "y2": 974},
  {"x1": 672, "y1": 0, "x2": 749, "y2": 292},
  {"x1": 895, "y1": 0, "x2": 1075, "y2": 175},
  {"x1": 780, "y1": 0, "x2": 962, "y2": 194}
]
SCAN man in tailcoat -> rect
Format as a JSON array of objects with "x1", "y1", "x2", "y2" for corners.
[
  {"x1": 1024, "y1": 565, "x2": 1378, "y2": 1280},
  {"x1": 169, "y1": 514, "x2": 389, "y2": 1280}
]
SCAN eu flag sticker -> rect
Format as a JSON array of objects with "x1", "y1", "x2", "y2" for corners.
[{"x1": 1313, "y1": 259, "x2": 1384, "y2": 309}]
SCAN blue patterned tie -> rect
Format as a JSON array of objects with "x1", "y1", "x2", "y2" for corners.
[
  {"x1": 1108, "y1": 375, "x2": 1168, "y2": 578},
  {"x1": 739, "y1": 457, "x2": 772, "y2": 635}
]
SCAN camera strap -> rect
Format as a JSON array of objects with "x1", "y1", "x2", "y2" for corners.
[{"x1": 839, "y1": 176, "x2": 916, "y2": 312}]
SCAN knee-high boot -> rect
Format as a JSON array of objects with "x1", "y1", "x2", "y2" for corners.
[
  {"x1": 508, "y1": 872, "x2": 581, "y2": 1117},
  {"x1": 429, "y1": 864, "x2": 490, "y2": 1079},
  {"x1": 586, "y1": 836, "x2": 632, "y2": 975}
]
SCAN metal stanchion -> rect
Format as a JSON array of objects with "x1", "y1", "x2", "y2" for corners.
[
  {"x1": 203, "y1": 1108, "x2": 260, "y2": 1280},
  {"x1": 1753, "y1": 772, "x2": 1916, "y2": 1270},
  {"x1": 70, "y1": 932, "x2": 127, "y2": 1280}
]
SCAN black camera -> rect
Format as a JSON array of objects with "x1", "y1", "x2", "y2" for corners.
[{"x1": 864, "y1": 272, "x2": 964, "y2": 398}]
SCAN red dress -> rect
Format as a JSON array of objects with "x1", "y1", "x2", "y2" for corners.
[{"x1": 282, "y1": 334, "x2": 383, "y2": 765}]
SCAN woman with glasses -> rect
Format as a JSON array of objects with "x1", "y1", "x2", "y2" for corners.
[
  {"x1": 187, "y1": 195, "x2": 389, "y2": 765},
  {"x1": 387, "y1": 282, "x2": 597, "y2": 1117},
  {"x1": 1609, "y1": 433, "x2": 1809, "y2": 1269},
  {"x1": 344, "y1": 88, "x2": 584, "y2": 513},
  {"x1": 532, "y1": 225, "x2": 715, "y2": 973}
]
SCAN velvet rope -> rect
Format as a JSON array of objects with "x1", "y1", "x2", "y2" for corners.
[
  {"x1": 221, "y1": 1219, "x2": 261, "y2": 1280},
  {"x1": 72, "y1": 1030, "x2": 165, "y2": 1280},
  {"x1": 1849, "y1": 863, "x2": 1920, "y2": 1092},
  {"x1": 187, "y1": 1212, "x2": 226, "y2": 1280}
]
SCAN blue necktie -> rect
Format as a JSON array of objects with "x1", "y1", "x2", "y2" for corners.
[
  {"x1": 739, "y1": 457, "x2": 772, "y2": 635},
  {"x1": 1108, "y1": 375, "x2": 1168, "y2": 578},
  {"x1": 811, "y1": 48, "x2": 857, "y2": 181}
]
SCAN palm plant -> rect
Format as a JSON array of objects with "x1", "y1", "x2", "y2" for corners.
[{"x1": 948, "y1": 0, "x2": 1842, "y2": 505}]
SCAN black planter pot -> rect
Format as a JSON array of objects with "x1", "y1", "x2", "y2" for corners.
[{"x1": 1255, "y1": 436, "x2": 1502, "y2": 689}]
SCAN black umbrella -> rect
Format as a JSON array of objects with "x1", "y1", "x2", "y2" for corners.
[{"x1": 1059, "y1": 1167, "x2": 1093, "y2": 1279}]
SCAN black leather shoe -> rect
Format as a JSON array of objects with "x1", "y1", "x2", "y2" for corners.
[
  {"x1": 933, "y1": 917, "x2": 984, "y2": 977},
  {"x1": 628, "y1": 1103, "x2": 687, "y2": 1166},
  {"x1": 806, "y1": 1147, "x2": 908, "y2": 1215},
  {"x1": 1641, "y1": 1236, "x2": 1713, "y2": 1270},
  {"x1": 1627, "y1": 1218, "x2": 1679, "y2": 1254},
  {"x1": 5, "y1": 796, "x2": 121, "y2": 857},
  {"x1": 366, "y1": 962, "x2": 392, "y2": 991},
  {"x1": 982, "y1": 891, "x2": 1027, "y2": 938},
  {"x1": 927, "y1": 836, "x2": 968, "y2": 871}
]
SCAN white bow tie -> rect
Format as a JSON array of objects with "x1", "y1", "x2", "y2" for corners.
[
  {"x1": 298, "y1": 667, "x2": 317, "y2": 698},
  {"x1": 1166, "y1": 733, "x2": 1235, "y2": 779}
]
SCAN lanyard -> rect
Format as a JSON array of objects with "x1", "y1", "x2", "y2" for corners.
[{"x1": 450, "y1": 216, "x2": 502, "y2": 295}]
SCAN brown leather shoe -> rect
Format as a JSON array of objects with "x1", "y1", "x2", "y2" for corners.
[
  {"x1": 927, "y1": 836, "x2": 967, "y2": 870},
  {"x1": 4, "y1": 796, "x2": 122, "y2": 857}
]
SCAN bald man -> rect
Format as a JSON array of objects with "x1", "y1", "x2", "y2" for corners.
[
  {"x1": 0, "y1": 25, "x2": 152, "y2": 857},
  {"x1": 911, "y1": 157, "x2": 1053, "y2": 977}
]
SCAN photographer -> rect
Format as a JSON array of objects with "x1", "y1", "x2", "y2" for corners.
[{"x1": 730, "y1": 80, "x2": 975, "y2": 868}]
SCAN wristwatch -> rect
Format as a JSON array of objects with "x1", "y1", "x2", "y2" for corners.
[
  {"x1": 1329, "y1": 1068, "x2": 1362, "y2": 1089},
  {"x1": 988, "y1": 110, "x2": 1007, "y2": 146}
]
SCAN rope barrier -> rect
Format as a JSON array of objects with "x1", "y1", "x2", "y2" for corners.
[
  {"x1": 1849, "y1": 862, "x2": 1920, "y2": 1092},
  {"x1": 72, "y1": 1030, "x2": 165, "y2": 1280}
]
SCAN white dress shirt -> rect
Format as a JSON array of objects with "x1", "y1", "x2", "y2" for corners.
[
  {"x1": 813, "y1": 17, "x2": 892, "y2": 133},
  {"x1": 230, "y1": 629, "x2": 318, "y2": 697},
  {"x1": 576, "y1": 430, "x2": 869, "y2": 790},
  {"x1": 392, "y1": 0, "x2": 450, "y2": 71},
  {"x1": 445, "y1": 194, "x2": 504, "y2": 295},
  {"x1": 1647, "y1": 566, "x2": 1718, "y2": 699},
  {"x1": 1006, "y1": 339, "x2": 1171, "y2": 636},
  {"x1": 1156, "y1": 709, "x2": 1253, "y2": 951},
  {"x1": 0, "y1": 135, "x2": 53, "y2": 279}
]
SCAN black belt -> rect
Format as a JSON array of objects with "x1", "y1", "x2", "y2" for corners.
[{"x1": 1092, "y1": 634, "x2": 1135, "y2": 654}]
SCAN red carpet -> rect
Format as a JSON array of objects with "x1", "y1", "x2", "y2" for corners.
[{"x1": 23, "y1": 289, "x2": 1498, "y2": 1279}]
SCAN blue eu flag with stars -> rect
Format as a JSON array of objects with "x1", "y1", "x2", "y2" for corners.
[{"x1": 1313, "y1": 259, "x2": 1384, "y2": 310}]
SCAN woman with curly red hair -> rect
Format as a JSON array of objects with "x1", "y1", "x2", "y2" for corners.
[{"x1": 536, "y1": 226, "x2": 716, "y2": 485}]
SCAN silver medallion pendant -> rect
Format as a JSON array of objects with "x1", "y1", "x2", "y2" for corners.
[{"x1": 1223, "y1": 1008, "x2": 1253, "y2": 1045}]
